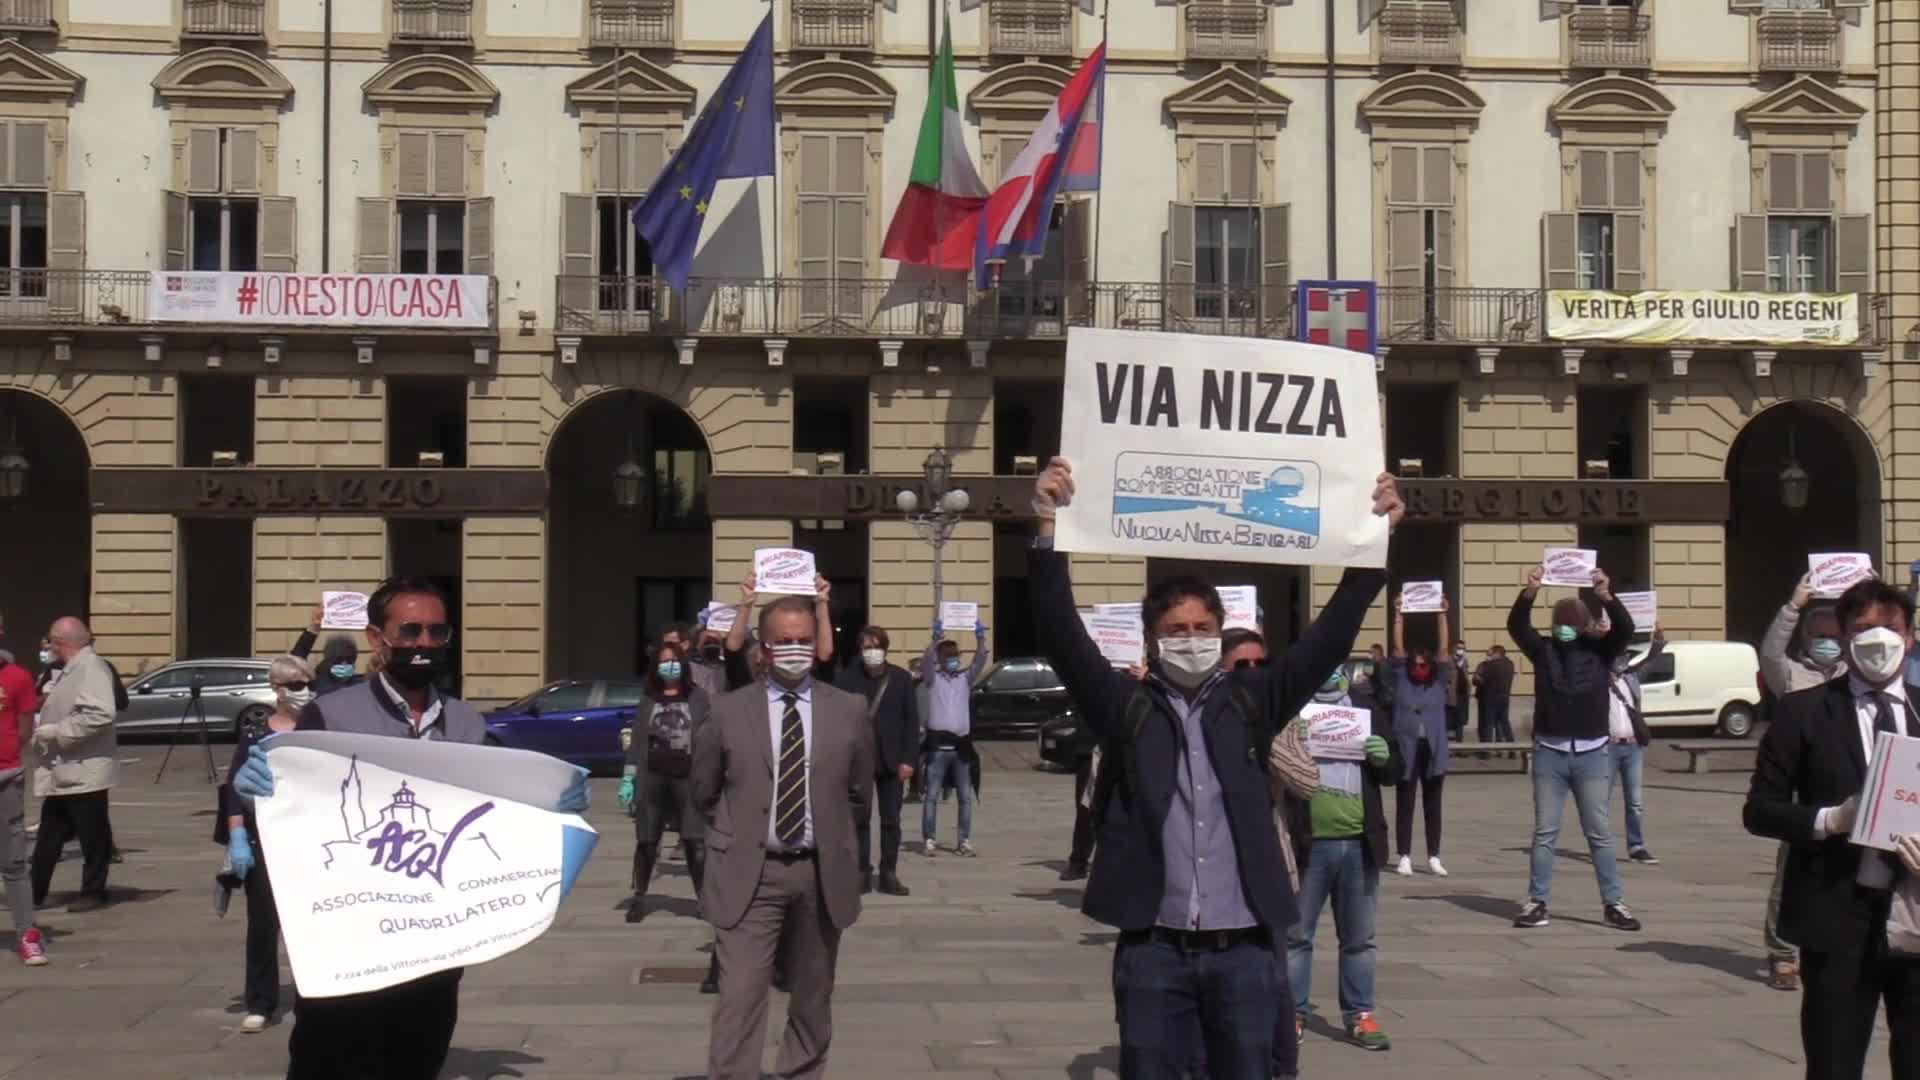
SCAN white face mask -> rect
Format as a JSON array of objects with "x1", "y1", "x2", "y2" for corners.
[
  {"x1": 769, "y1": 643, "x2": 814, "y2": 682},
  {"x1": 861, "y1": 648, "x2": 886, "y2": 669},
  {"x1": 1849, "y1": 626, "x2": 1908, "y2": 686},
  {"x1": 1157, "y1": 635, "x2": 1222, "y2": 688},
  {"x1": 279, "y1": 687, "x2": 316, "y2": 710}
]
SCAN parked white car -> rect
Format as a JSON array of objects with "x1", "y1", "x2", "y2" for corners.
[{"x1": 1630, "y1": 640, "x2": 1763, "y2": 738}]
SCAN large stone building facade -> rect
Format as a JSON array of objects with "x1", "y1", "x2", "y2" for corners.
[{"x1": 0, "y1": 0, "x2": 1898, "y2": 702}]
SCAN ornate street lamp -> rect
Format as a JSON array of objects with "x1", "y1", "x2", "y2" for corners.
[
  {"x1": 0, "y1": 419, "x2": 27, "y2": 502},
  {"x1": 896, "y1": 447, "x2": 970, "y2": 609},
  {"x1": 1779, "y1": 427, "x2": 1809, "y2": 513},
  {"x1": 612, "y1": 435, "x2": 646, "y2": 515}
]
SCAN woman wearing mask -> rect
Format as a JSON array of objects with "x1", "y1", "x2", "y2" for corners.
[
  {"x1": 217, "y1": 655, "x2": 313, "y2": 1032},
  {"x1": 619, "y1": 640, "x2": 710, "y2": 925},
  {"x1": 1389, "y1": 592, "x2": 1452, "y2": 877},
  {"x1": 1755, "y1": 572, "x2": 1849, "y2": 992}
]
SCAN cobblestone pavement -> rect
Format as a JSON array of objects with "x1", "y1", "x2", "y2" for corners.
[{"x1": 0, "y1": 739, "x2": 1871, "y2": 1079}]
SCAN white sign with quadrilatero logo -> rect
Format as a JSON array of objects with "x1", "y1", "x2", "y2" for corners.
[
  {"x1": 1054, "y1": 327, "x2": 1387, "y2": 569},
  {"x1": 252, "y1": 731, "x2": 597, "y2": 998}
]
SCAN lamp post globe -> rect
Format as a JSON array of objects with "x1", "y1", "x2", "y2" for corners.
[
  {"x1": 940, "y1": 488, "x2": 969, "y2": 514},
  {"x1": 895, "y1": 488, "x2": 919, "y2": 514}
]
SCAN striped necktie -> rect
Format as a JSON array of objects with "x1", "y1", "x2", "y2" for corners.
[{"x1": 775, "y1": 692, "x2": 808, "y2": 848}]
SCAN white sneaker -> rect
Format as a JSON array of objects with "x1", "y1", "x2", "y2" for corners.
[
  {"x1": 957, "y1": 839, "x2": 977, "y2": 857},
  {"x1": 920, "y1": 839, "x2": 937, "y2": 857},
  {"x1": 241, "y1": 1014, "x2": 268, "y2": 1033},
  {"x1": 1427, "y1": 856, "x2": 1449, "y2": 877},
  {"x1": 1395, "y1": 855, "x2": 1413, "y2": 876}
]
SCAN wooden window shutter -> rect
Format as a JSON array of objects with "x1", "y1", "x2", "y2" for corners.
[
  {"x1": 998, "y1": 135, "x2": 1026, "y2": 185},
  {"x1": 1259, "y1": 203, "x2": 1290, "y2": 327},
  {"x1": 558, "y1": 192, "x2": 596, "y2": 315},
  {"x1": 162, "y1": 190, "x2": 189, "y2": 270},
  {"x1": 258, "y1": 196, "x2": 296, "y2": 272},
  {"x1": 46, "y1": 191, "x2": 84, "y2": 314},
  {"x1": 1165, "y1": 200, "x2": 1196, "y2": 320},
  {"x1": 1611, "y1": 149, "x2": 1641, "y2": 209},
  {"x1": 187, "y1": 128, "x2": 221, "y2": 194},
  {"x1": 1063, "y1": 198, "x2": 1091, "y2": 320},
  {"x1": 1421, "y1": 146, "x2": 1452, "y2": 206},
  {"x1": 1577, "y1": 149, "x2": 1610, "y2": 210},
  {"x1": 227, "y1": 129, "x2": 260, "y2": 195},
  {"x1": 0, "y1": 121, "x2": 13, "y2": 187},
  {"x1": 10, "y1": 121, "x2": 46, "y2": 189},
  {"x1": 1799, "y1": 152, "x2": 1832, "y2": 212},
  {"x1": 1613, "y1": 211, "x2": 1644, "y2": 291},
  {"x1": 356, "y1": 197, "x2": 393, "y2": 273},
  {"x1": 1542, "y1": 211, "x2": 1579, "y2": 289},
  {"x1": 1227, "y1": 142, "x2": 1257, "y2": 203},
  {"x1": 1733, "y1": 213, "x2": 1768, "y2": 291},
  {"x1": 1385, "y1": 206, "x2": 1424, "y2": 333},
  {"x1": 1388, "y1": 145, "x2": 1419, "y2": 204},
  {"x1": 1432, "y1": 208, "x2": 1454, "y2": 291},
  {"x1": 630, "y1": 131, "x2": 666, "y2": 192},
  {"x1": 464, "y1": 196, "x2": 494, "y2": 275},
  {"x1": 396, "y1": 132, "x2": 432, "y2": 197},
  {"x1": 833, "y1": 134, "x2": 865, "y2": 197},
  {"x1": 432, "y1": 132, "x2": 466, "y2": 197},
  {"x1": 796, "y1": 134, "x2": 831, "y2": 286},
  {"x1": 1835, "y1": 212, "x2": 1871, "y2": 294},
  {"x1": 595, "y1": 130, "x2": 619, "y2": 193},
  {"x1": 1767, "y1": 151, "x2": 1801, "y2": 213},
  {"x1": 1194, "y1": 142, "x2": 1225, "y2": 203}
]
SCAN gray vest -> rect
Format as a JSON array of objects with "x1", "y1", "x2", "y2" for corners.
[{"x1": 310, "y1": 679, "x2": 486, "y2": 744}]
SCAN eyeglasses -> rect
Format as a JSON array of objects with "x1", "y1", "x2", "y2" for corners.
[
  {"x1": 383, "y1": 622, "x2": 454, "y2": 646},
  {"x1": 278, "y1": 680, "x2": 310, "y2": 692},
  {"x1": 1233, "y1": 658, "x2": 1268, "y2": 671}
]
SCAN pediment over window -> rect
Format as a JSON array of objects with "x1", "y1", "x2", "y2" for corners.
[
  {"x1": 1549, "y1": 76, "x2": 1674, "y2": 132},
  {"x1": 1164, "y1": 67, "x2": 1290, "y2": 129},
  {"x1": 0, "y1": 41, "x2": 81, "y2": 105},
  {"x1": 1737, "y1": 76, "x2": 1866, "y2": 136},
  {"x1": 774, "y1": 59, "x2": 895, "y2": 116},
  {"x1": 565, "y1": 54, "x2": 696, "y2": 117},
  {"x1": 1359, "y1": 70, "x2": 1483, "y2": 129},
  {"x1": 153, "y1": 47, "x2": 289, "y2": 107},
  {"x1": 967, "y1": 62, "x2": 1069, "y2": 124},
  {"x1": 363, "y1": 54, "x2": 499, "y2": 112}
]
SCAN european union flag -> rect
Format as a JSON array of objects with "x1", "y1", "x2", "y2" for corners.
[{"x1": 632, "y1": 13, "x2": 776, "y2": 293}]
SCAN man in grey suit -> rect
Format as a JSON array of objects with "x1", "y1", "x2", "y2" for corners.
[{"x1": 692, "y1": 595, "x2": 875, "y2": 1080}]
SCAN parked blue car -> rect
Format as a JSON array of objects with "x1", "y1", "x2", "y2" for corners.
[{"x1": 484, "y1": 676, "x2": 649, "y2": 774}]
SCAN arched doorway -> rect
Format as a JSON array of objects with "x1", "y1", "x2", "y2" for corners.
[
  {"x1": 546, "y1": 390, "x2": 714, "y2": 678},
  {"x1": 0, "y1": 389, "x2": 89, "y2": 654},
  {"x1": 1724, "y1": 400, "x2": 1880, "y2": 647}
]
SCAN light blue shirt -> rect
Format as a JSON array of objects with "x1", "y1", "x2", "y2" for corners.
[
  {"x1": 1154, "y1": 672, "x2": 1257, "y2": 933},
  {"x1": 923, "y1": 637, "x2": 989, "y2": 737},
  {"x1": 765, "y1": 679, "x2": 814, "y2": 852}
]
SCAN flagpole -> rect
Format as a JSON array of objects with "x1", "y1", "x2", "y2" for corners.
[
  {"x1": 613, "y1": 45, "x2": 625, "y2": 305},
  {"x1": 1090, "y1": 0, "x2": 1108, "y2": 309},
  {"x1": 766, "y1": 0, "x2": 780, "y2": 328}
]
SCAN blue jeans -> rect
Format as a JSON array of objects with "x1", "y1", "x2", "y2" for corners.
[
  {"x1": 1529, "y1": 744, "x2": 1624, "y2": 906},
  {"x1": 1114, "y1": 935, "x2": 1281, "y2": 1079},
  {"x1": 1607, "y1": 741, "x2": 1647, "y2": 853},
  {"x1": 1286, "y1": 837, "x2": 1378, "y2": 1027},
  {"x1": 920, "y1": 748, "x2": 974, "y2": 843}
]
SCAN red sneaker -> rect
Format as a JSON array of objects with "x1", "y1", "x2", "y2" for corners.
[{"x1": 17, "y1": 927, "x2": 46, "y2": 967}]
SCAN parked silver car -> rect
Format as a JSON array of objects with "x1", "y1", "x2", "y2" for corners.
[{"x1": 118, "y1": 658, "x2": 277, "y2": 738}]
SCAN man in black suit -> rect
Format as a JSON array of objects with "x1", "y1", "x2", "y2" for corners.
[
  {"x1": 837, "y1": 624, "x2": 919, "y2": 896},
  {"x1": 1745, "y1": 577, "x2": 1920, "y2": 1080}
]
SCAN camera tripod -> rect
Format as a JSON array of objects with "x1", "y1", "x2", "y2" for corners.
[{"x1": 154, "y1": 678, "x2": 218, "y2": 785}]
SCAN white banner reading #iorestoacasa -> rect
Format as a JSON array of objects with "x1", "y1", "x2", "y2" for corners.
[{"x1": 148, "y1": 271, "x2": 491, "y2": 329}]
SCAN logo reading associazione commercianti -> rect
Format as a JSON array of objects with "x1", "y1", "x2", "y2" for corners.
[{"x1": 321, "y1": 757, "x2": 502, "y2": 887}]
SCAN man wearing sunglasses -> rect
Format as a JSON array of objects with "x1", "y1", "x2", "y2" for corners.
[{"x1": 232, "y1": 576, "x2": 592, "y2": 1080}]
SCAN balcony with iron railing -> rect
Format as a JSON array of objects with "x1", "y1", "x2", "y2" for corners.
[
  {"x1": 589, "y1": 0, "x2": 673, "y2": 48},
  {"x1": 393, "y1": 0, "x2": 472, "y2": 43},
  {"x1": 1378, "y1": 2, "x2": 1462, "y2": 66},
  {"x1": 183, "y1": 0, "x2": 267, "y2": 39},
  {"x1": 1568, "y1": 6, "x2": 1649, "y2": 70},
  {"x1": 0, "y1": 270, "x2": 500, "y2": 332},
  {"x1": 790, "y1": 0, "x2": 873, "y2": 52},
  {"x1": 1184, "y1": 2, "x2": 1268, "y2": 62},
  {"x1": 988, "y1": 0, "x2": 1075, "y2": 58},
  {"x1": 0, "y1": 0, "x2": 52, "y2": 30},
  {"x1": 1756, "y1": 9, "x2": 1840, "y2": 73}
]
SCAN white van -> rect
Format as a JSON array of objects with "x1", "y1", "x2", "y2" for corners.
[{"x1": 1630, "y1": 640, "x2": 1763, "y2": 738}]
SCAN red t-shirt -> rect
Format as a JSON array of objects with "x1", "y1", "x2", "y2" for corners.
[{"x1": 0, "y1": 661, "x2": 40, "y2": 772}]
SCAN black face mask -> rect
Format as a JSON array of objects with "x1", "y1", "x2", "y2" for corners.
[{"x1": 385, "y1": 645, "x2": 448, "y2": 689}]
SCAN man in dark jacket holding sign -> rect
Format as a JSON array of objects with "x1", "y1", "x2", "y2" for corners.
[
  {"x1": 836, "y1": 625, "x2": 919, "y2": 896},
  {"x1": 1026, "y1": 455, "x2": 1403, "y2": 1079}
]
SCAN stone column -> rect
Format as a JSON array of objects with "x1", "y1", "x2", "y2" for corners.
[
  {"x1": 464, "y1": 516, "x2": 545, "y2": 704},
  {"x1": 252, "y1": 516, "x2": 388, "y2": 658},
  {"x1": 90, "y1": 514, "x2": 176, "y2": 675}
]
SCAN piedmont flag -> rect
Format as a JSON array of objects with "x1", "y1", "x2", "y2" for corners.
[
  {"x1": 974, "y1": 42, "x2": 1105, "y2": 288},
  {"x1": 880, "y1": 9, "x2": 989, "y2": 270},
  {"x1": 631, "y1": 14, "x2": 776, "y2": 293}
]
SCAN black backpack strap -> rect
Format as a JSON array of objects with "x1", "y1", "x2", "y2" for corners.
[{"x1": 1228, "y1": 681, "x2": 1272, "y2": 771}]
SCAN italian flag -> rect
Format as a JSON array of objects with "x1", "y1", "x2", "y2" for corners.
[{"x1": 880, "y1": 10, "x2": 988, "y2": 271}]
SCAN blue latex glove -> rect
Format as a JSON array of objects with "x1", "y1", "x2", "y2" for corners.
[
  {"x1": 974, "y1": 622, "x2": 988, "y2": 637},
  {"x1": 232, "y1": 743, "x2": 276, "y2": 799},
  {"x1": 1363, "y1": 735, "x2": 1390, "y2": 765},
  {"x1": 931, "y1": 621, "x2": 944, "y2": 637},
  {"x1": 227, "y1": 825, "x2": 255, "y2": 879},
  {"x1": 618, "y1": 775, "x2": 636, "y2": 812},
  {"x1": 556, "y1": 767, "x2": 591, "y2": 813}
]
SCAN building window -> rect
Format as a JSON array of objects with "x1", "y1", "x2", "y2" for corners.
[
  {"x1": 1383, "y1": 144, "x2": 1454, "y2": 337},
  {"x1": 650, "y1": 406, "x2": 709, "y2": 531},
  {"x1": 1733, "y1": 149, "x2": 1867, "y2": 294},
  {"x1": 1544, "y1": 148, "x2": 1643, "y2": 292},
  {"x1": 1767, "y1": 217, "x2": 1831, "y2": 292},
  {"x1": 190, "y1": 198, "x2": 259, "y2": 272},
  {"x1": 795, "y1": 132, "x2": 867, "y2": 321},
  {"x1": 1166, "y1": 138, "x2": 1288, "y2": 334},
  {"x1": 1195, "y1": 205, "x2": 1256, "y2": 320},
  {"x1": 166, "y1": 125, "x2": 294, "y2": 272},
  {"x1": 597, "y1": 196, "x2": 653, "y2": 309},
  {"x1": 0, "y1": 192, "x2": 47, "y2": 297},
  {"x1": 397, "y1": 200, "x2": 465, "y2": 274}
]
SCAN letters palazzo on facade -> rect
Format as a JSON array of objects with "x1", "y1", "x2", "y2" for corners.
[{"x1": 1, "y1": 1, "x2": 1908, "y2": 701}]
